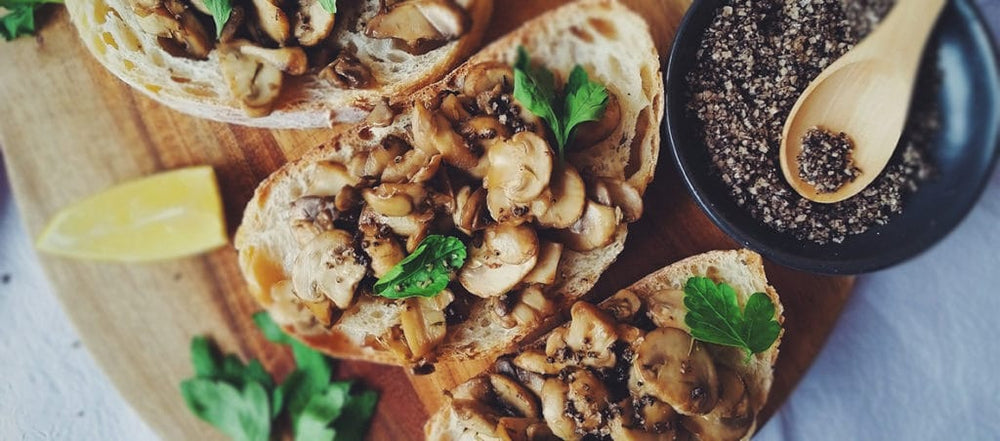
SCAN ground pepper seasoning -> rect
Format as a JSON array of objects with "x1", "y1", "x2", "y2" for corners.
[{"x1": 686, "y1": 0, "x2": 938, "y2": 244}]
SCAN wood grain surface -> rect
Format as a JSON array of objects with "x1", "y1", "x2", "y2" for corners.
[{"x1": 0, "y1": 1, "x2": 853, "y2": 440}]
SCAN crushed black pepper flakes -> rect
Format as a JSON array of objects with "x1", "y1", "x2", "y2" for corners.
[
  {"x1": 797, "y1": 127, "x2": 860, "y2": 193},
  {"x1": 686, "y1": 0, "x2": 939, "y2": 244}
]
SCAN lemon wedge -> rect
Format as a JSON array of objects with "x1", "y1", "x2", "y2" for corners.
[{"x1": 36, "y1": 166, "x2": 228, "y2": 262}]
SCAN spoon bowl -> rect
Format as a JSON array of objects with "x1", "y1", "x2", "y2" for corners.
[{"x1": 780, "y1": 0, "x2": 948, "y2": 203}]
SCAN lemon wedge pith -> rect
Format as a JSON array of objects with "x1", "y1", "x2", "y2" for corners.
[{"x1": 36, "y1": 166, "x2": 228, "y2": 262}]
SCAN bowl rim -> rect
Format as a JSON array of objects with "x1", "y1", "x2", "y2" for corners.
[{"x1": 663, "y1": 0, "x2": 1000, "y2": 275}]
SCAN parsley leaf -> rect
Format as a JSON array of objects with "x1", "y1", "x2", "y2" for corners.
[
  {"x1": 0, "y1": 0, "x2": 62, "y2": 41},
  {"x1": 512, "y1": 46, "x2": 609, "y2": 158},
  {"x1": 294, "y1": 381, "x2": 352, "y2": 441},
  {"x1": 683, "y1": 276, "x2": 781, "y2": 359},
  {"x1": 332, "y1": 389, "x2": 379, "y2": 441},
  {"x1": 373, "y1": 235, "x2": 466, "y2": 299},
  {"x1": 318, "y1": 0, "x2": 336, "y2": 14},
  {"x1": 202, "y1": 0, "x2": 233, "y2": 38}
]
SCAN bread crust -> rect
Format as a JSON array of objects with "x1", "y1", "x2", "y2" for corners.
[
  {"x1": 425, "y1": 249, "x2": 785, "y2": 441},
  {"x1": 65, "y1": 0, "x2": 494, "y2": 129},
  {"x1": 234, "y1": 0, "x2": 664, "y2": 365}
]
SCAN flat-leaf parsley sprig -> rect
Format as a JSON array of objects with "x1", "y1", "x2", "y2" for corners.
[
  {"x1": 512, "y1": 46, "x2": 610, "y2": 158},
  {"x1": 683, "y1": 276, "x2": 781, "y2": 360}
]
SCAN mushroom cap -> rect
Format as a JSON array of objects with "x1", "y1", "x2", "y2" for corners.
[
  {"x1": 631, "y1": 327, "x2": 720, "y2": 416},
  {"x1": 459, "y1": 224, "x2": 540, "y2": 298},
  {"x1": 290, "y1": 229, "x2": 366, "y2": 309},
  {"x1": 485, "y1": 132, "x2": 554, "y2": 203}
]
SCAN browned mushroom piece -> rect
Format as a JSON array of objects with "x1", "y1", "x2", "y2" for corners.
[
  {"x1": 553, "y1": 200, "x2": 621, "y2": 252},
  {"x1": 362, "y1": 183, "x2": 428, "y2": 217},
  {"x1": 294, "y1": 0, "x2": 336, "y2": 46},
  {"x1": 459, "y1": 224, "x2": 539, "y2": 298},
  {"x1": 460, "y1": 116, "x2": 512, "y2": 152},
  {"x1": 631, "y1": 327, "x2": 720, "y2": 416},
  {"x1": 239, "y1": 45, "x2": 309, "y2": 75},
  {"x1": 521, "y1": 241, "x2": 562, "y2": 285},
  {"x1": 570, "y1": 93, "x2": 622, "y2": 149},
  {"x1": 218, "y1": 45, "x2": 284, "y2": 117},
  {"x1": 496, "y1": 417, "x2": 560, "y2": 441},
  {"x1": 682, "y1": 367, "x2": 755, "y2": 441},
  {"x1": 513, "y1": 349, "x2": 566, "y2": 376},
  {"x1": 440, "y1": 93, "x2": 473, "y2": 122},
  {"x1": 509, "y1": 285, "x2": 555, "y2": 328},
  {"x1": 251, "y1": 0, "x2": 291, "y2": 44},
  {"x1": 365, "y1": 0, "x2": 468, "y2": 52},
  {"x1": 320, "y1": 52, "x2": 374, "y2": 89},
  {"x1": 289, "y1": 196, "x2": 337, "y2": 243},
  {"x1": 290, "y1": 229, "x2": 367, "y2": 310},
  {"x1": 591, "y1": 178, "x2": 644, "y2": 223},
  {"x1": 399, "y1": 289, "x2": 452, "y2": 360},
  {"x1": 461, "y1": 62, "x2": 514, "y2": 98},
  {"x1": 359, "y1": 223, "x2": 405, "y2": 278},
  {"x1": 451, "y1": 399, "x2": 502, "y2": 435},
  {"x1": 563, "y1": 302, "x2": 619, "y2": 368},
  {"x1": 489, "y1": 373, "x2": 542, "y2": 418},
  {"x1": 453, "y1": 186, "x2": 489, "y2": 236},
  {"x1": 412, "y1": 102, "x2": 482, "y2": 173},
  {"x1": 485, "y1": 132, "x2": 554, "y2": 203},
  {"x1": 647, "y1": 288, "x2": 689, "y2": 331},
  {"x1": 308, "y1": 161, "x2": 361, "y2": 196},
  {"x1": 486, "y1": 189, "x2": 534, "y2": 226},
  {"x1": 132, "y1": 0, "x2": 213, "y2": 59},
  {"x1": 541, "y1": 368, "x2": 612, "y2": 440},
  {"x1": 380, "y1": 148, "x2": 433, "y2": 183},
  {"x1": 534, "y1": 163, "x2": 586, "y2": 229},
  {"x1": 602, "y1": 288, "x2": 643, "y2": 321}
]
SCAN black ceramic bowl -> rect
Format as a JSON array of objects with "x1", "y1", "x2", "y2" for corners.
[{"x1": 664, "y1": 0, "x2": 1000, "y2": 275}]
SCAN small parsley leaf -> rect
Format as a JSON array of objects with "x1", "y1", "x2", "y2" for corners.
[
  {"x1": 0, "y1": 0, "x2": 62, "y2": 41},
  {"x1": 203, "y1": 0, "x2": 233, "y2": 38},
  {"x1": 294, "y1": 381, "x2": 352, "y2": 441},
  {"x1": 179, "y1": 378, "x2": 271, "y2": 441},
  {"x1": 512, "y1": 47, "x2": 609, "y2": 158},
  {"x1": 318, "y1": 0, "x2": 336, "y2": 14},
  {"x1": 332, "y1": 389, "x2": 379, "y2": 441},
  {"x1": 683, "y1": 276, "x2": 781, "y2": 359},
  {"x1": 373, "y1": 235, "x2": 467, "y2": 299}
]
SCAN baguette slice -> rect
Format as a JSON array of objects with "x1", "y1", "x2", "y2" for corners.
[
  {"x1": 235, "y1": 0, "x2": 663, "y2": 365},
  {"x1": 426, "y1": 249, "x2": 784, "y2": 441},
  {"x1": 65, "y1": 0, "x2": 493, "y2": 129}
]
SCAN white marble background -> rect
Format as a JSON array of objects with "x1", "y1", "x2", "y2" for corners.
[{"x1": 3, "y1": 2, "x2": 1000, "y2": 439}]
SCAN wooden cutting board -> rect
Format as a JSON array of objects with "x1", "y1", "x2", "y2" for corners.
[{"x1": 0, "y1": 1, "x2": 853, "y2": 439}]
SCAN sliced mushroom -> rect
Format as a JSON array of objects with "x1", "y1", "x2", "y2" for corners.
[
  {"x1": 239, "y1": 45, "x2": 309, "y2": 75},
  {"x1": 440, "y1": 93, "x2": 472, "y2": 122},
  {"x1": 462, "y1": 62, "x2": 514, "y2": 98},
  {"x1": 380, "y1": 148, "x2": 434, "y2": 183},
  {"x1": 534, "y1": 163, "x2": 586, "y2": 229},
  {"x1": 485, "y1": 132, "x2": 553, "y2": 203},
  {"x1": 302, "y1": 297, "x2": 335, "y2": 327},
  {"x1": 591, "y1": 178, "x2": 644, "y2": 223},
  {"x1": 521, "y1": 242, "x2": 562, "y2": 285},
  {"x1": 266, "y1": 279, "x2": 311, "y2": 328},
  {"x1": 399, "y1": 289, "x2": 453, "y2": 360},
  {"x1": 308, "y1": 161, "x2": 360, "y2": 196},
  {"x1": 451, "y1": 399, "x2": 501, "y2": 435},
  {"x1": 289, "y1": 196, "x2": 338, "y2": 243},
  {"x1": 648, "y1": 289, "x2": 688, "y2": 331},
  {"x1": 294, "y1": 0, "x2": 335, "y2": 46},
  {"x1": 320, "y1": 52, "x2": 374, "y2": 89},
  {"x1": 362, "y1": 183, "x2": 427, "y2": 217},
  {"x1": 682, "y1": 367, "x2": 754, "y2": 441},
  {"x1": 510, "y1": 285, "x2": 555, "y2": 328},
  {"x1": 571, "y1": 93, "x2": 621, "y2": 149},
  {"x1": 631, "y1": 328, "x2": 719, "y2": 416},
  {"x1": 496, "y1": 417, "x2": 558, "y2": 441},
  {"x1": 554, "y1": 200, "x2": 621, "y2": 252},
  {"x1": 460, "y1": 116, "x2": 511, "y2": 147},
  {"x1": 218, "y1": 46, "x2": 284, "y2": 117},
  {"x1": 489, "y1": 374, "x2": 541, "y2": 418},
  {"x1": 133, "y1": 1, "x2": 213, "y2": 59},
  {"x1": 453, "y1": 186, "x2": 489, "y2": 236},
  {"x1": 360, "y1": 205, "x2": 433, "y2": 238},
  {"x1": 251, "y1": 0, "x2": 291, "y2": 44},
  {"x1": 542, "y1": 368, "x2": 611, "y2": 440},
  {"x1": 412, "y1": 102, "x2": 481, "y2": 172},
  {"x1": 459, "y1": 224, "x2": 539, "y2": 298},
  {"x1": 602, "y1": 289, "x2": 643, "y2": 322},
  {"x1": 513, "y1": 349, "x2": 565, "y2": 376},
  {"x1": 359, "y1": 223, "x2": 405, "y2": 278},
  {"x1": 486, "y1": 188, "x2": 534, "y2": 226},
  {"x1": 290, "y1": 229, "x2": 366, "y2": 309},
  {"x1": 365, "y1": 0, "x2": 467, "y2": 51},
  {"x1": 563, "y1": 302, "x2": 619, "y2": 368}
]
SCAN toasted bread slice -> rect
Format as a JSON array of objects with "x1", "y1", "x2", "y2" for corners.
[
  {"x1": 426, "y1": 249, "x2": 784, "y2": 441},
  {"x1": 235, "y1": 0, "x2": 663, "y2": 365},
  {"x1": 65, "y1": 0, "x2": 493, "y2": 128}
]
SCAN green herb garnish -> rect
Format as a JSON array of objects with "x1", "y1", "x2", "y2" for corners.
[
  {"x1": 181, "y1": 313, "x2": 379, "y2": 441},
  {"x1": 683, "y1": 276, "x2": 781, "y2": 359},
  {"x1": 513, "y1": 46, "x2": 609, "y2": 158},
  {"x1": 318, "y1": 0, "x2": 336, "y2": 14},
  {"x1": 373, "y1": 235, "x2": 466, "y2": 299},
  {"x1": 203, "y1": 0, "x2": 233, "y2": 38},
  {"x1": 0, "y1": 0, "x2": 63, "y2": 41}
]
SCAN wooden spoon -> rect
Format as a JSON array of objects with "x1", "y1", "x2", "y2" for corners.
[{"x1": 779, "y1": 0, "x2": 947, "y2": 204}]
